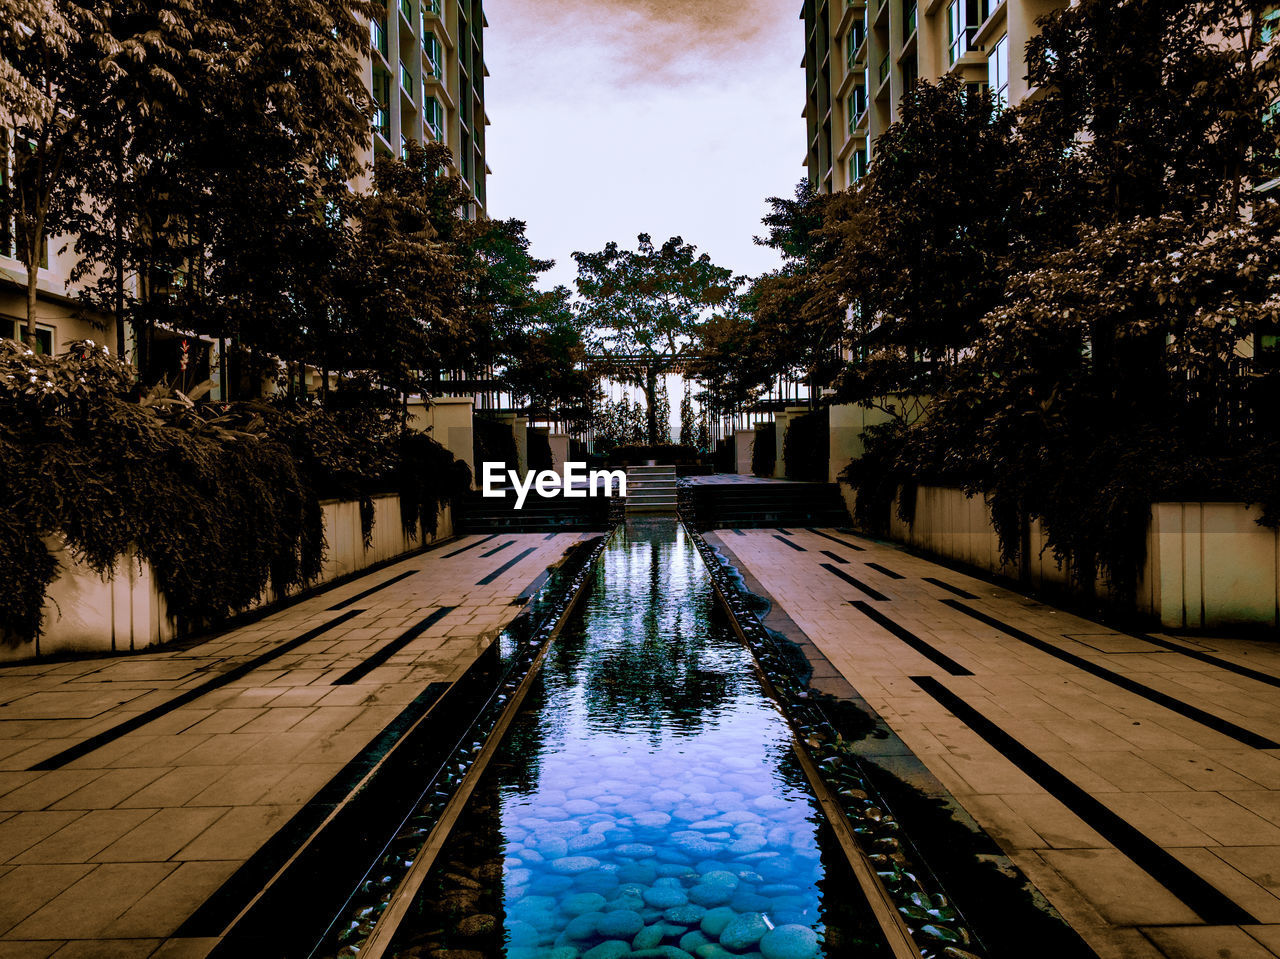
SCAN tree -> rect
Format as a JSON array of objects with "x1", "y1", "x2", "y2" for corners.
[
  {"x1": 337, "y1": 141, "x2": 469, "y2": 402},
  {"x1": 0, "y1": 3, "x2": 117, "y2": 344},
  {"x1": 1023, "y1": 0, "x2": 1280, "y2": 222},
  {"x1": 573, "y1": 234, "x2": 738, "y2": 444}
]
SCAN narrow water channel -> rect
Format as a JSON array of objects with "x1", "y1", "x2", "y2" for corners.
[{"x1": 385, "y1": 520, "x2": 893, "y2": 958}]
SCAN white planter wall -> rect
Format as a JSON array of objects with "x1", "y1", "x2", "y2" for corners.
[
  {"x1": 841, "y1": 483, "x2": 1279, "y2": 630},
  {"x1": 20, "y1": 494, "x2": 453, "y2": 663}
]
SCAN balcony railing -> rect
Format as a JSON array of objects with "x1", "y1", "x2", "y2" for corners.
[
  {"x1": 400, "y1": 62, "x2": 413, "y2": 98},
  {"x1": 878, "y1": 53, "x2": 891, "y2": 86},
  {"x1": 370, "y1": 18, "x2": 387, "y2": 59}
]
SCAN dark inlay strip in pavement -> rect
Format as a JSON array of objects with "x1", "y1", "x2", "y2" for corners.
[
  {"x1": 822, "y1": 564, "x2": 889, "y2": 601},
  {"x1": 866, "y1": 562, "x2": 904, "y2": 580},
  {"x1": 333, "y1": 607, "x2": 455, "y2": 685},
  {"x1": 853, "y1": 602, "x2": 972, "y2": 676},
  {"x1": 477, "y1": 547, "x2": 538, "y2": 586},
  {"x1": 775, "y1": 528, "x2": 793, "y2": 535},
  {"x1": 774, "y1": 535, "x2": 806, "y2": 552},
  {"x1": 544, "y1": 532, "x2": 558, "y2": 540},
  {"x1": 804, "y1": 528, "x2": 866, "y2": 551},
  {"x1": 178, "y1": 679, "x2": 453, "y2": 941},
  {"x1": 31, "y1": 609, "x2": 365, "y2": 771},
  {"x1": 480, "y1": 540, "x2": 514, "y2": 558},
  {"x1": 327, "y1": 570, "x2": 417, "y2": 610},
  {"x1": 820, "y1": 550, "x2": 848, "y2": 565},
  {"x1": 442, "y1": 534, "x2": 500, "y2": 558},
  {"x1": 1131, "y1": 634, "x2": 1280, "y2": 689},
  {"x1": 913, "y1": 675, "x2": 1259, "y2": 926},
  {"x1": 730, "y1": 529, "x2": 747, "y2": 536},
  {"x1": 924, "y1": 577, "x2": 977, "y2": 599},
  {"x1": 943, "y1": 600, "x2": 1280, "y2": 750}
]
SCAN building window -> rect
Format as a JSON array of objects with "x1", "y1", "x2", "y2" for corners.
[
  {"x1": 948, "y1": 0, "x2": 985, "y2": 65},
  {"x1": 989, "y1": 34, "x2": 1009, "y2": 107},
  {"x1": 851, "y1": 145, "x2": 870, "y2": 183},
  {"x1": 400, "y1": 61, "x2": 414, "y2": 98},
  {"x1": 400, "y1": 0, "x2": 413, "y2": 22},
  {"x1": 423, "y1": 31, "x2": 442, "y2": 78},
  {"x1": 373, "y1": 69, "x2": 391, "y2": 140},
  {"x1": 425, "y1": 96, "x2": 443, "y2": 140},
  {"x1": 8, "y1": 320, "x2": 53, "y2": 354},
  {"x1": 0, "y1": 131, "x2": 47, "y2": 268},
  {"x1": 903, "y1": 0, "x2": 917, "y2": 39},
  {"x1": 370, "y1": 17, "x2": 387, "y2": 59}
]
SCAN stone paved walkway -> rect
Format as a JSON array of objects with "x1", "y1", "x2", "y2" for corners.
[
  {"x1": 0, "y1": 531, "x2": 584, "y2": 958},
  {"x1": 710, "y1": 527, "x2": 1280, "y2": 959}
]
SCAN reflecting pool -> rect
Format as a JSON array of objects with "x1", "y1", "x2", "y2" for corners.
[{"x1": 386, "y1": 520, "x2": 892, "y2": 958}]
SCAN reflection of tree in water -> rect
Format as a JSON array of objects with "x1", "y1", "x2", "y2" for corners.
[{"x1": 573, "y1": 522, "x2": 739, "y2": 736}]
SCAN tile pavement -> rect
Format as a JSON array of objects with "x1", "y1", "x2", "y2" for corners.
[
  {"x1": 0, "y1": 532, "x2": 584, "y2": 957},
  {"x1": 712, "y1": 527, "x2": 1280, "y2": 959}
]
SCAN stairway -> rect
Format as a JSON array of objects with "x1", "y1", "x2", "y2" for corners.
[
  {"x1": 625, "y1": 465, "x2": 678, "y2": 514},
  {"x1": 686, "y1": 481, "x2": 851, "y2": 530}
]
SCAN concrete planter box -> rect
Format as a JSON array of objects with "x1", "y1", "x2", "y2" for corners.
[
  {"x1": 20, "y1": 494, "x2": 452, "y2": 663},
  {"x1": 840, "y1": 483, "x2": 1279, "y2": 630}
]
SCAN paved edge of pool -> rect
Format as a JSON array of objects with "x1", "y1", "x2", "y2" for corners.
[{"x1": 697, "y1": 527, "x2": 1100, "y2": 959}]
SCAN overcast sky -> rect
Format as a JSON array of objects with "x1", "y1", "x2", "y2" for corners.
[{"x1": 482, "y1": 0, "x2": 806, "y2": 292}]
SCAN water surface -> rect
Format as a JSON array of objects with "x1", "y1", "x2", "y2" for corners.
[{"x1": 387, "y1": 520, "x2": 891, "y2": 958}]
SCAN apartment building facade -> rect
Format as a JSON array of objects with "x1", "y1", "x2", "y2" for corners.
[
  {"x1": 802, "y1": 0, "x2": 1066, "y2": 193},
  {"x1": 366, "y1": 0, "x2": 490, "y2": 214},
  {"x1": 0, "y1": 0, "x2": 489, "y2": 374}
]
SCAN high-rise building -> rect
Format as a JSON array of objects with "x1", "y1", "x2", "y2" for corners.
[
  {"x1": 366, "y1": 0, "x2": 490, "y2": 214},
  {"x1": 802, "y1": 0, "x2": 1066, "y2": 193}
]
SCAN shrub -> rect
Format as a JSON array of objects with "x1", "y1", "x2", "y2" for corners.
[
  {"x1": 473, "y1": 415, "x2": 517, "y2": 471},
  {"x1": 527, "y1": 429, "x2": 553, "y2": 471},
  {"x1": 0, "y1": 340, "x2": 468, "y2": 642},
  {"x1": 751, "y1": 423, "x2": 776, "y2": 477},
  {"x1": 782, "y1": 406, "x2": 829, "y2": 482}
]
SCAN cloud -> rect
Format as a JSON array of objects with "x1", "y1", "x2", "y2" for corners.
[{"x1": 485, "y1": 0, "x2": 796, "y2": 87}]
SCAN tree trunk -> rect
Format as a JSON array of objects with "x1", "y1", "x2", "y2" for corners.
[
  {"x1": 644, "y1": 366, "x2": 659, "y2": 445},
  {"x1": 24, "y1": 264, "x2": 38, "y2": 351}
]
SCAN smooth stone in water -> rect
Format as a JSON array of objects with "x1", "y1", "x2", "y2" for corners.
[
  {"x1": 698, "y1": 871, "x2": 739, "y2": 889},
  {"x1": 699, "y1": 907, "x2": 737, "y2": 938},
  {"x1": 562, "y1": 892, "x2": 608, "y2": 917},
  {"x1": 655, "y1": 864, "x2": 696, "y2": 880},
  {"x1": 680, "y1": 930, "x2": 711, "y2": 952},
  {"x1": 506, "y1": 920, "x2": 540, "y2": 945},
  {"x1": 664, "y1": 905, "x2": 707, "y2": 926},
  {"x1": 644, "y1": 885, "x2": 688, "y2": 909},
  {"x1": 597, "y1": 909, "x2": 645, "y2": 938},
  {"x1": 730, "y1": 893, "x2": 772, "y2": 913},
  {"x1": 759, "y1": 925, "x2": 820, "y2": 959},
  {"x1": 568, "y1": 833, "x2": 607, "y2": 852},
  {"x1": 616, "y1": 843, "x2": 658, "y2": 858},
  {"x1": 618, "y1": 864, "x2": 658, "y2": 885},
  {"x1": 634, "y1": 923, "x2": 667, "y2": 950},
  {"x1": 720, "y1": 913, "x2": 770, "y2": 951},
  {"x1": 565, "y1": 799, "x2": 601, "y2": 815},
  {"x1": 529, "y1": 875, "x2": 575, "y2": 896},
  {"x1": 583, "y1": 942, "x2": 632, "y2": 959},
  {"x1": 564, "y1": 912, "x2": 603, "y2": 940},
  {"x1": 538, "y1": 838, "x2": 570, "y2": 859},
  {"x1": 694, "y1": 946, "x2": 734, "y2": 959},
  {"x1": 688, "y1": 884, "x2": 733, "y2": 907},
  {"x1": 552, "y1": 856, "x2": 601, "y2": 875}
]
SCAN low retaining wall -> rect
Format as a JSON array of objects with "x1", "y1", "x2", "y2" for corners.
[
  {"x1": 840, "y1": 483, "x2": 1279, "y2": 630},
  {"x1": 23, "y1": 494, "x2": 452, "y2": 663}
]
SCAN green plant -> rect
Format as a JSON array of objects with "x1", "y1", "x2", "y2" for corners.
[
  {"x1": 751, "y1": 422, "x2": 777, "y2": 478},
  {"x1": 782, "y1": 406, "x2": 829, "y2": 482}
]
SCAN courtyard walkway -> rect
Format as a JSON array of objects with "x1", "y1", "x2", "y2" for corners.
[
  {"x1": 710, "y1": 527, "x2": 1280, "y2": 959},
  {"x1": 0, "y1": 531, "x2": 585, "y2": 958}
]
